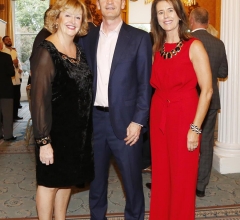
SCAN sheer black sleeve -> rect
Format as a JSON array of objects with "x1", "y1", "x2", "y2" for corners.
[{"x1": 30, "y1": 46, "x2": 55, "y2": 139}]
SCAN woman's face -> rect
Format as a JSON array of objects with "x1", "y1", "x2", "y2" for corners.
[
  {"x1": 156, "y1": 1, "x2": 180, "y2": 34},
  {"x1": 56, "y1": 7, "x2": 82, "y2": 37}
]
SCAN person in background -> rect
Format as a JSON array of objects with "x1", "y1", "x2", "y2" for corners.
[
  {"x1": 149, "y1": 0, "x2": 213, "y2": 219},
  {"x1": 79, "y1": 0, "x2": 152, "y2": 219},
  {"x1": 30, "y1": 0, "x2": 94, "y2": 219},
  {"x1": 206, "y1": 24, "x2": 219, "y2": 37},
  {"x1": 0, "y1": 51, "x2": 16, "y2": 141},
  {"x1": 86, "y1": 6, "x2": 97, "y2": 29},
  {"x1": 189, "y1": 7, "x2": 228, "y2": 198},
  {"x1": 28, "y1": 7, "x2": 52, "y2": 85},
  {"x1": 2, "y1": 36, "x2": 23, "y2": 121}
]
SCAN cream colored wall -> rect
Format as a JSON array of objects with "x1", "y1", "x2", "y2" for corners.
[
  {"x1": 129, "y1": 1, "x2": 152, "y2": 24},
  {"x1": 0, "y1": 19, "x2": 6, "y2": 37}
]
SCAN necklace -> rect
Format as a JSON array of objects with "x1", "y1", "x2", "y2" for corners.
[
  {"x1": 61, "y1": 47, "x2": 81, "y2": 64},
  {"x1": 160, "y1": 40, "x2": 183, "y2": 59}
]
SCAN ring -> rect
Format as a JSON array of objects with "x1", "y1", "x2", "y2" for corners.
[{"x1": 42, "y1": 161, "x2": 46, "y2": 164}]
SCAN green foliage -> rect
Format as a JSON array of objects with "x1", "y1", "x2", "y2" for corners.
[
  {"x1": 15, "y1": 0, "x2": 49, "y2": 33},
  {"x1": 14, "y1": 0, "x2": 49, "y2": 72}
]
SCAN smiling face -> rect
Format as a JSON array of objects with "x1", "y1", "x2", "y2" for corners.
[
  {"x1": 56, "y1": 7, "x2": 82, "y2": 37},
  {"x1": 97, "y1": 0, "x2": 125, "y2": 21},
  {"x1": 156, "y1": 0, "x2": 180, "y2": 34}
]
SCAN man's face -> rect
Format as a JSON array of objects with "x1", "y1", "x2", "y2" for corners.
[
  {"x1": 97, "y1": 0, "x2": 125, "y2": 21},
  {"x1": 3, "y1": 37, "x2": 12, "y2": 47}
]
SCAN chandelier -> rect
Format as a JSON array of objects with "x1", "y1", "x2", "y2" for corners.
[
  {"x1": 144, "y1": 0, "x2": 196, "y2": 6},
  {"x1": 181, "y1": 0, "x2": 196, "y2": 6}
]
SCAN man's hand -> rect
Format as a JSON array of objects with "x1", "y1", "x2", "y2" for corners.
[
  {"x1": 39, "y1": 144, "x2": 54, "y2": 165},
  {"x1": 12, "y1": 58, "x2": 19, "y2": 68},
  {"x1": 124, "y1": 122, "x2": 142, "y2": 146}
]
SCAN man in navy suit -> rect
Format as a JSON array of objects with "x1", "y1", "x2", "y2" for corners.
[{"x1": 79, "y1": 0, "x2": 152, "y2": 219}]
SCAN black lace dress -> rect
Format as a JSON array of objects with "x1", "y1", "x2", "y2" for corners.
[{"x1": 30, "y1": 40, "x2": 94, "y2": 187}]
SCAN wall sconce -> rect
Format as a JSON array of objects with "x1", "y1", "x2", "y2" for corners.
[{"x1": 142, "y1": 0, "x2": 197, "y2": 5}]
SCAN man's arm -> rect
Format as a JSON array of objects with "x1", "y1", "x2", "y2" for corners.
[
  {"x1": 132, "y1": 32, "x2": 152, "y2": 126},
  {"x1": 217, "y1": 43, "x2": 228, "y2": 78},
  {"x1": 124, "y1": 32, "x2": 152, "y2": 146},
  {"x1": 5, "y1": 53, "x2": 15, "y2": 77}
]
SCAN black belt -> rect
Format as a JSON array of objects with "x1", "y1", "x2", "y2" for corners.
[{"x1": 95, "y1": 106, "x2": 109, "y2": 112}]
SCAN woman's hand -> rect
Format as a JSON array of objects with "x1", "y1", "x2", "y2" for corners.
[
  {"x1": 187, "y1": 129, "x2": 199, "y2": 151},
  {"x1": 39, "y1": 144, "x2": 54, "y2": 165}
]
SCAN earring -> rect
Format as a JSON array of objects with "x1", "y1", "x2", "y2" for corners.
[{"x1": 55, "y1": 23, "x2": 58, "y2": 29}]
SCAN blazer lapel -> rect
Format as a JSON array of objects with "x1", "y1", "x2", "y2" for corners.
[
  {"x1": 90, "y1": 27, "x2": 100, "y2": 101},
  {"x1": 110, "y1": 23, "x2": 131, "y2": 76}
]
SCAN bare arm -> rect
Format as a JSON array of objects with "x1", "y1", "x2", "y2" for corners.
[{"x1": 187, "y1": 40, "x2": 213, "y2": 151}]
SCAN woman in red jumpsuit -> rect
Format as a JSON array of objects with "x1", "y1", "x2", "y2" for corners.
[{"x1": 149, "y1": 0, "x2": 213, "y2": 219}]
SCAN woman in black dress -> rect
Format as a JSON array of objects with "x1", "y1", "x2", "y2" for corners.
[{"x1": 30, "y1": 0, "x2": 94, "y2": 219}]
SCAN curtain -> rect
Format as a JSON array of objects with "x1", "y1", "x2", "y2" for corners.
[{"x1": 0, "y1": 0, "x2": 14, "y2": 41}]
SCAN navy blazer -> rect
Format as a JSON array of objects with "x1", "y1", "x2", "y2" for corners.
[{"x1": 80, "y1": 22, "x2": 152, "y2": 139}]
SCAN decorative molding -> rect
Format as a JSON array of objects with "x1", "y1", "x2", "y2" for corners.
[
  {"x1": 84, "y1": 0, "x2": 102, "y2": 26},
  {"x1": 213, "y1": 0, "x2": 240, "y2": 174}
]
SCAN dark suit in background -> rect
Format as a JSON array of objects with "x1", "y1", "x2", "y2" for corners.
[
  {"x1": 191, "y1": 29, "x2": 228, "y2": 192},
  {"x1": 28, "y1": 27, "x2": 51, "y2": 85},
  {"x1": 80, "y1": 22, "x2": 152, "y2": 220},
  {"x1": 0, "y1": 52, "x2": 15, "y2": 139}
]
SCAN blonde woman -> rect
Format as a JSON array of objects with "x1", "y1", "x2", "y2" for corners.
[{"x1": 30, "y1": 0, "x2": 94, "y2": 219}]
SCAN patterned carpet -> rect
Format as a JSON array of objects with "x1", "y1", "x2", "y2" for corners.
[{"x1": 0, "y1": 102, "x2": 240, "y2": 220}]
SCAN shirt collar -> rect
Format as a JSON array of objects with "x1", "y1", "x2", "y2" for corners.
[
  {"x1": 100, "y1": 20, "x2": 123, "y2": 35},
  {"x1": 191, "y1": 28, "x2": 207, "y2": 33}
]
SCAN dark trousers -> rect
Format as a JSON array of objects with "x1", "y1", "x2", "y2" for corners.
[
  {"x1": 197, "y1": 109, "x2": 218, "y2": 191},
  {"x1": 0, "y1": 99, "x2": 13, "y2": 139},
  {"x1": 89, "y1": 108, "x2": 145, "y2": 220},
  {"x1": 19, "y1": 78, "x2": 22, "y2": 106},
  {"x1": 13, "y1": 85, "x2": 21, "y2": 118},
  {"x1": 142, "y1": 130, "x2": 151, "y2": 169}
]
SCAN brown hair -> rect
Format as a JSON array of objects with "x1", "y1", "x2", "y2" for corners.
[
  {"x1": 150, "y1": 0, "x2": 190, "y2": 52},
  {"x1": 45, "y1": 0, "x2": 88, "y2": 36},
  {"x1": 190, "y1": 7, "x2": 209, "y2": 25}
]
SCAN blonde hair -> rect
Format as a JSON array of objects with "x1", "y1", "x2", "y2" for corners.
[
  {"x1": 206, "y1": 24, "x2": 218, "y2": 37},
  {"x1": 45, "y1": 0, "x2": 88, "y2": 36}
]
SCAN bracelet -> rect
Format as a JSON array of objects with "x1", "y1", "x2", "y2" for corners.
[
  {"x1": 35, "y1": 136, "x2": 51, "y2": 147},
  {"x1": 190, "y1": 123, "x2": 202, "y2": 134}
]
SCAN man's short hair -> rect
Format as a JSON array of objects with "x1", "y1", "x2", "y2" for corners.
[
  {"x1": 191, "y1": 7, "x2": 209, "y2": 24},
  {"x1": 2, "y1": 35, "x2": 10, "y2": 42}
]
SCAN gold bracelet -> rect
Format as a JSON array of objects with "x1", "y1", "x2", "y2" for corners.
[{"x1": 35, "y1": 136, "x2": 51, "y2": 147}]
